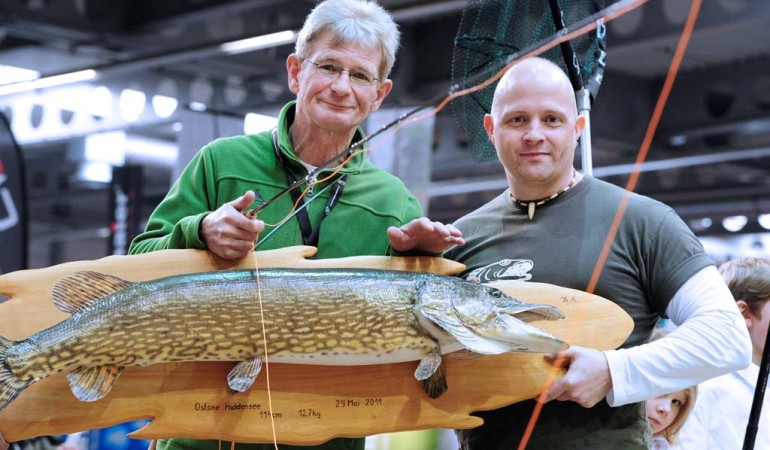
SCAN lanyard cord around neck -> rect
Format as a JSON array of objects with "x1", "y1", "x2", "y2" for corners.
[{"x1": 271, "y1": 128, "x2": 346, "y2": 247}]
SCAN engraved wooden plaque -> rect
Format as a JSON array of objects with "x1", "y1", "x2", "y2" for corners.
[{"x1": 0, "y1": 246, "x2": 632, "y2": 444}]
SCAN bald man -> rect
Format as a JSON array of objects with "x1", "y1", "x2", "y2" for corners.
[{"x1": 445, "y1": 57, "x2": 751, "y2": 449}]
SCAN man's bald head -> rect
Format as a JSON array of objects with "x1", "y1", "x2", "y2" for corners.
[
  {"x1": 490, "y1": 57, "x2": 579, "y2": 121},
  {"x1": 482, "y1": 56, "x2": 585, "y2": 199}
]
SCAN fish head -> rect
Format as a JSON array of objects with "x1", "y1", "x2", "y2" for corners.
[
  {"x1": 416, "y1": 276, "x2": 567, "y2": 354},
  {"x1": 451, "y1": 282, "x2": 564, "y2": 324}
]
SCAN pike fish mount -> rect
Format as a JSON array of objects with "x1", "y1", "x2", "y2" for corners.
[{"x1": 0, "y1": 246, "x2": 632, "y2": 444}]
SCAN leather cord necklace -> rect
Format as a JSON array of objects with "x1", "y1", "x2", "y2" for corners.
[{"x1": 510, "y1": 170, "x2": 577, "y2": 220}]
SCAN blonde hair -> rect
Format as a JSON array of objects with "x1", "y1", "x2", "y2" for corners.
[
  {"x1": 658, "y1": 385, "x2": 697, "y2": 444},
  {"x1": 648, "y1": 325, "x2": 698, "y2": 444},
  {"x1": 295, "y1": 0, "x2": 400, "y2": 79}
]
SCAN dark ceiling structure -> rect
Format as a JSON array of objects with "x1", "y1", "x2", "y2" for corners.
[{"x1": 0, "y1": 0, "x2": 769, "y2": 266}]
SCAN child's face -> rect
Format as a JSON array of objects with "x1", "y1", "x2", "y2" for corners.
[{"x1": 646, "y1": 391, "x2": 688, "y2": 435}]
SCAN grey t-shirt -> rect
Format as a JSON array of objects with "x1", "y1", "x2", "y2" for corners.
[{"x1": 446, "y1": 176, "x2": 713, "y2": 450}]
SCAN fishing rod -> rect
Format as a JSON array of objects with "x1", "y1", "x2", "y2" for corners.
[
  {"x1": 547, "y1": 0, "x2": 586, "y2": 92},
  {"x1": 249, "y1": 100, "x2": 435, "y2": 216},
  {"x1": 253, "y1": 180, "x2": 336, "y2": 249},
  {"x1": 742, "y1": 324, "x2": 770, "y2": 450},
  {"x1": 250, "y1": 0, "x2": 646, "y2": 219},
  {"x1": 546, "y1": 0, "x2": 600, "y2": 176}
]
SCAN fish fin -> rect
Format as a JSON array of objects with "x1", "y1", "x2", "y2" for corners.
[
  {"x1": 453, "y1": 336, "x2": 521, "y2": 354},
  {"x1": 414, "y1": 348, "x2": 442, "y2": 381},
  {"x1": 472, "y1": 315, "x2": 566, "y2": 353},
  {"x1": 417, "y1": 353, "x2": 447, "y2": 399},
  {"x1": 52, "y1": 271, "x2": 134, "y2": 314},
  {"x1": 0, "y1": 336, "x2": 31, "y2": 412},
  {"x1": 66, "y1": 365, "x2": 125, "y2": 402},
  {"x1": 420, "y1": 307, "x2": 509, "y2": 354},
  {"x1": 227, "y1": 356, "x2": 263, "y2": 392}
]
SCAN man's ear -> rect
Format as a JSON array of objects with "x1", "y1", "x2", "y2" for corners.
[
  {"x1": 483, "y1": 113, "x2": 495, "y2": 145},
  {"x1": 736, "y1": 300, "x2": 754, "y2": 327},
  {"x1": 286, "y1": 53, "x2": 301, "y2": 94},
  {"x1": 575, "y1": 114, "x2": 586, "y2": 140},
  {"x1": 370, "y1": 79, "x2": 393, "y2": 112}
]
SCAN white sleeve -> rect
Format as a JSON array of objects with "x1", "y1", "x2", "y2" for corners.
[{"x1": 604, "y1": 265, "x2": 751, "y2": 406}]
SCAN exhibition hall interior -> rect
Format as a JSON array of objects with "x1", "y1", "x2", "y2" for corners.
[
  {"x1": 0, "y1": 0, "x2": 769, "y2": 448},
  {"x1": 0, "y1": 0, "x2": 768, "y2": 269}
]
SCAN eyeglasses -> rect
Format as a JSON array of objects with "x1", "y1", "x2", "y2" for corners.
[{"x1": 302, "y1": 58, "x2": 380, "y2": 86}]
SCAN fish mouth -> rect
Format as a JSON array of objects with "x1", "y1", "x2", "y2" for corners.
[
  {"x1": 468, "y1": 315, "x2": 566, "y2": 353},
  {"x1": 499, "y1": 305, "x2": 565, "y2": 321},
  {"x1": 444, "y1": 290, "x2": 567, "y2": 354}
]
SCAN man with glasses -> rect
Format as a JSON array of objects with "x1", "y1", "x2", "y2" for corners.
[
  {"x1": 129, "y1": 1, "x2": 463, "y2": 449},
  {"x1": 302, "y1": 58, "x2": 381, "y2": 87}
]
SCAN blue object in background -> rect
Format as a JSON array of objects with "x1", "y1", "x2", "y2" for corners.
[{"x1": 84, "y1": 421, "x2": 151, "y2": 450}]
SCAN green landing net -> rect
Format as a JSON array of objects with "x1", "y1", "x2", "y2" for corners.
[{"x1": 451, "y1": 0, "x2": 606, "y2": 162}]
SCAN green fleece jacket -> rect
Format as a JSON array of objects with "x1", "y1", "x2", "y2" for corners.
[
  {"x1": 129, "y1": 101, "x2": 423, "y2": 450},
  {"x1": 129, "y1": 101, "x2": 423, "y2": 258}
]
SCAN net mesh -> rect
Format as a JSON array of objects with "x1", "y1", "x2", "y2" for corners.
[{"x1": 451, "y1": 0, "x2": 605, "y2": 162}]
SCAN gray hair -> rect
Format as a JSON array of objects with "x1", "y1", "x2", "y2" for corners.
[{"x1": 295, "y1": 0, "x2": 400, "y2": 79}]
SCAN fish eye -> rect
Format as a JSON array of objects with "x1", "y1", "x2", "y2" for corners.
[{"x1": 488, "y1": 289, "x2": 502, "y2": 298}]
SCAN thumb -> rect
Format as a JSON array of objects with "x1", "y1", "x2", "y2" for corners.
[
  {"x1": 387, "y1": 225, "x2": 414, "y2": 252},
  {"x1": 544, "y1": 349, "x2": 573, "y2": 370},
  {"x1": 230, "y1": 191, "x2": 256, "y2": 212},
  {"x1": 387, "y1": 225, "x2": 406, "y2": 240}
]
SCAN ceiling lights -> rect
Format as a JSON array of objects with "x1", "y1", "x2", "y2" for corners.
[
  {"x1": 0, "y1": 70, "x2": 97, "y2": 96},
  {"x1": 220, "y1": 30, "x2": 297, "y2": 55},
  {"x1": 0, "y1": 30, "x2": 297, "y2": 98},
  {"x1": 722, "y1": 215, "x2": 749, "y2": 232},
  {"x1": 0, "y1": 64, "x2": 39, "y2": 85},
  {"x1": 758, "y1": 214, "x2": 770, "y2": 230},
  {"x1": 688, "y1": 214, "x2": 770, "y2": 235}
]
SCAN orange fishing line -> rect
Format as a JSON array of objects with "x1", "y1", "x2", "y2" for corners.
[
  {"x1": 259, "y1": 136, "x2": 397, "y2": 229},
  {"x1": 249, "y1": 141, "x2": 382, "y2": 449},
  {"x1": 251, "y1": 251, "x2": 279, "y2": 449},
  {"x1": 427, "y1": 0, "x2": 653, "y2": 124},
  {"x1": 519, "y1": 0, "x2": 702, "y2": 448},
  {"x1": 247, "y1": 0, "x2": 667, "y2": 447},
  {"x1": 261, "y1": 1, "x2": 653, "y2": 227},
  {"x1": 259, "y1": 147, "x2": 362, "y2": 228}
]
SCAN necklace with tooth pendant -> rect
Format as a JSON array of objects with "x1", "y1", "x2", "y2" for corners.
[{"x1": 510, "y1": 171, "x2": 577, "y2": 220}]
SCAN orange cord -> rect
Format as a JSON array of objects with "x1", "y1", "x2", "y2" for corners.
[
  {"x1": 261, "y1": 0, "x2": 644, "y2": 226},
  {"x1": 251, "y1": 251, "x2": 280, "y2": 449},
  {"x1": 245, "y1": 0, "x2": 690, "y2": 447},
  {"x1": 517, "y1": 0, "x2": 702, "y2": 448}
]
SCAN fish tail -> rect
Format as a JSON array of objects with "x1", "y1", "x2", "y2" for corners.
[{"x1": 0, "y1": 335, "x2": 30, "y2": 412}]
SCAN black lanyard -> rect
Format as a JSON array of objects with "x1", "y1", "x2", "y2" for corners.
[{"x1": 271, "y1": 128, "x2": 346, "y2": 247}]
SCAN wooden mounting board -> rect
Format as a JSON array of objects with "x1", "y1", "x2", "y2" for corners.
[{"x1": 0, "y1": 246, "x2": 632, "y2": 444}]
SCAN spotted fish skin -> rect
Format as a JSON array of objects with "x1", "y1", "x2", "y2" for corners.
[{"x1": 0, "y1": 268, "x2": 565, "y2": 409}]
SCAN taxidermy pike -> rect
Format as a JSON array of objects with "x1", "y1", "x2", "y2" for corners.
[{"x1": 0, "y1": 268, "x2": 566, "y2": 411}]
